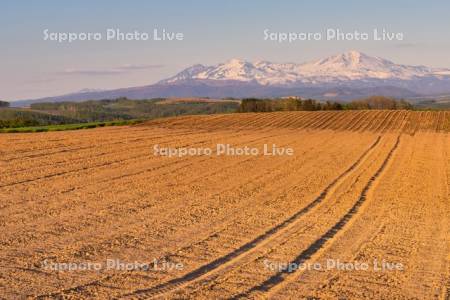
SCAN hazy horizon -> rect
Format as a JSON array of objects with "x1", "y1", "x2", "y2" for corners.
[{"x1": 2, "y1": 0, "x2": 450, "y2": 100}]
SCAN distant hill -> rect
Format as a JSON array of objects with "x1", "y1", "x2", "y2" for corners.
[{"x1": 0, "y1": 108, "x2": 79, "y2": 128}]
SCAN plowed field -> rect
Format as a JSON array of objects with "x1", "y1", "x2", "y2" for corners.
[{"x1": 1, "y1": 111, "x2": 449, "y2": 299}]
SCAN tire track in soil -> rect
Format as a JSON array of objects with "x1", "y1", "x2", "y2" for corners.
[
  {"x1": 240, "y1": 135, "x2": 401, "y2": 299},
  {"x1": 118, "y1": 135, "x2": 382, "y2": 299},
  {"x1": 169, "y1": 134, "x2": 394, "y2": 299},
  {"x1": 26, "y1": 132, "x2": 360, "y2": 298}
]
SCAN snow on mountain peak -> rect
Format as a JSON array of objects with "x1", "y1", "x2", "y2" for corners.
[
  {"x1": 225, "y1": 58, "x2": 248, "y2": 66},
  {"x1": 160, "y1": 51, "x2": 448, "y2": 85},
  {"x1": 315, "y1": 50, "x2": 365, "y2": 66},
  {"x1": 310, "y1": 51, "x2": 394, "y2": 71}
]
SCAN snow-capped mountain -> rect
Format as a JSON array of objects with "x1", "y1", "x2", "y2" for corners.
[
  {"x1": 13, "y1": 51, "x2": 450, "y2": 106},
  {"x1": 160, "y1": 51, "x2": 448, "y2": 85}
]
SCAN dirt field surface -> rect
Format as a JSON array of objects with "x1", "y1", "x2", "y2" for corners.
[{"x1": 1, "y1": 110, "x2": 449, "y2": 299}]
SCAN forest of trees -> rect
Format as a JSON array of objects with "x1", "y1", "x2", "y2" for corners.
[
  {"x1": 346, "y1": 96, "x2": 413, "y2": 110},
  {"x1": 238, "y1": 98, "x2": 342, "y2": 112},
  {"x1": 0, "y1": 100, "x2": 10, "y2": 107},
  {"x1": 238, "y1": 96, "x2": 412, "y2": 113}
]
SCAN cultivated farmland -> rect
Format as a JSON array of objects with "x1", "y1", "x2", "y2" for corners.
[{"x1": 0, "y1": 110, "x2": 449, "y2": 299}]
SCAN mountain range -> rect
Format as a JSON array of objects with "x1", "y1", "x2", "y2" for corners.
[{"x1": 13, "y1": 51, "x2": 450, "y2": 106}]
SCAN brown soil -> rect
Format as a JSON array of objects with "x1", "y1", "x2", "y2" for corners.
[{"x1": 1, "y1": 111, "x2": 449, "y2": 299}]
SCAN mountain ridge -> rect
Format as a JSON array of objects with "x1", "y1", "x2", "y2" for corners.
[
  {"x1": 160, "y1": 51, "x2": 446, "y2": 85},
  {"x1": 11, "y1": 51, "x2": 450, "y2": 106}
]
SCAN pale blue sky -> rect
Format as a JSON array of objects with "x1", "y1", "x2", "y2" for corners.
[{"x1": 1, "y1": 0, "x2": 449, "y2": 100}]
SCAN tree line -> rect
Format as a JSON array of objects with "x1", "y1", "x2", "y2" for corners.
[{"x1": 238, "y1": 96, "x2": 413, "y2": 113}]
